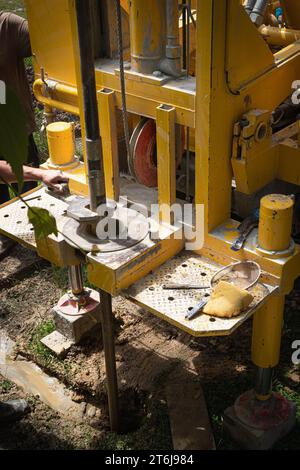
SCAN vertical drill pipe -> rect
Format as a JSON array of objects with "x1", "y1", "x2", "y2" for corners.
[
  {"x1": 115, "y1": 0, "x2": 132, "y2": 176},
  {"x1": 68, "y1": 265, "x2": 84, "y2": 296},
  {"x1": 100, "y1": 290, "x2": 119, "y2": 432},
  {"x1": 186, "y1": 0, "x2": 191, "y2": 78},
  {"x1": 75, "y1": 0, "x2": 105, "y2": 212}
]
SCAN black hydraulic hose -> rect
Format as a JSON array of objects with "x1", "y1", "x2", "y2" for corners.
[
  {"x1": 182, "y1": 1, "x2": 187, "y2": 70},
  {"x1": 115, "y1": 0, "x2": 132, "y2": 176}
]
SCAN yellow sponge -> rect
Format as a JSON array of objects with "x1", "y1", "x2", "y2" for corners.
[{"x1": 203, "y1": 281, "x2": 253, "y2": 318}]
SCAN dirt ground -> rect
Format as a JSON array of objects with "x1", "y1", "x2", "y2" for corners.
[{"x1": 0, "y1": 245, "x2": 299, "y2": 450}]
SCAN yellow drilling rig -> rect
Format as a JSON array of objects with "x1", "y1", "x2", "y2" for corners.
[{"x1": 1, "y1": 0, "x2": 300, "y2": 449}]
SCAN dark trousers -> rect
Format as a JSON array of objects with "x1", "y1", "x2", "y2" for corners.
[{"x1": 0, "y1": 134, "x2": 40, "y2": 204}]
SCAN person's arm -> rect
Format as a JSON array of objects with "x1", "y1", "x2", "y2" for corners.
[{"x1": 0, "y1": 161, "x2": 68, "y2": 193}]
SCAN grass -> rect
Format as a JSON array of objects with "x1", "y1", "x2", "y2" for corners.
[
  {"x1": 28, "y1": 320, "x2": 56, "y2": 363},
  {"x1": 0, "y1": 379, "x2": 14, "y2": 393},
  {"x1": 33, "y1": 108, "x2": 49, "y2": 163},
  {"x1": 0, "y1": 0, "x2": 25, "y2": 16},
  {"x1": 27, "y1": 319, "x2": 72, "y2": 380},
  {"x1": 51, "y1": 265, "x2": 94, "y2": 292}
]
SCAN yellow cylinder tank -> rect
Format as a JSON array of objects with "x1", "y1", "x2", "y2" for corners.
[
  {"x1": 258, "y1": 194, "x2": 294, "y2": 253},
  {"x1": 46, "y1": 121, "x2": 76, "y2": 167}
]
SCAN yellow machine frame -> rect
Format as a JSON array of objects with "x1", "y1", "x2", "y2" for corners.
[
  {"x1": 0, "y1": 0, "x2": 297, "y2": 440},
  {"x1": 22, "y1": 0, "x2": 300, "y2": 359}
]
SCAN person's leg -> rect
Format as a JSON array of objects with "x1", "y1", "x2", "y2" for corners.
[{"x1": 0, "y1": 161, "x2": 16, "y2": 257}]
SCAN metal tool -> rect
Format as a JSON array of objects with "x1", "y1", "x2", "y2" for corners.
[
  {"x1": 163, "y1": 283, "x2": 210, "y2": 290},
  {"x1": 185, "y1": 261, "x2": 261, "y2": 320},
  {"x1": 231, "y1": 214, "x2": 259, "y2": 252},
  {"x1": 43, "y1": 182, "x2": 70, "y2": 198}
]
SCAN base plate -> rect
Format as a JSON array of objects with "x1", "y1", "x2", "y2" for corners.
[
  {"x1": 125, "y1": 252, "x2": 278, "y2": 337},
  {"x1": 224, "y1": 391, "x2": 296, "y2": 450},
  {"x1": 0, "y1": 187, "x2": 70, "y2": 249}
]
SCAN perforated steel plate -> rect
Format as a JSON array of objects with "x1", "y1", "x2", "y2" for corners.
[
  {"x1": 0, "y1": 187, "x2": 70, "y2": 248},
  {"x1": 125, "y1": 253, "x2": 278, "y2": 337}
]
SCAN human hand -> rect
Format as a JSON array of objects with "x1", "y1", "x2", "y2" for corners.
[{"x1": 41, "y1": 170, "x2": 69, "y2": 194}]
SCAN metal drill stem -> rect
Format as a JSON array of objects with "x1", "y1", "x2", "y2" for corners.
[
  {"x1": 115, "y1": 0, "x2": 132, "y2": 176},
  {"x1": 100, "y1": 290, "x2": 119, "y2": 432},
  {"x1": 255, "y1": 367, "x2": 273, "y2": 397},
  {"x1": 75, "y1": 0, "x2": 105, "y2": 212},
  {"x1": 68, "y1": 265, "x2": 84, "y2": 296}
]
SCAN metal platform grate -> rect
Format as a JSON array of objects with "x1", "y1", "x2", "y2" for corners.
[
  {"x1": 125, "y1": 253, "x2": 278, "y2": 337},
  {"x1": 0, "y1": 188, "x2": 70, "y2": 249}
]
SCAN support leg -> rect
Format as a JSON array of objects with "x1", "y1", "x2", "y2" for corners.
[
  {"x1": 224, "y1": 295, "x2": 296, "y2": 449},
  {"x1": 100, "y1": 290, "x2": 119, "y2": 432},
  {"x1": 252, "y1": 294, "x2": 284, "y2": 400}
]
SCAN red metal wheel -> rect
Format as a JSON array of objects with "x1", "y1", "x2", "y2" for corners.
[{"x1": 129, "y1": 118, "x2": 184, "y2": 187}]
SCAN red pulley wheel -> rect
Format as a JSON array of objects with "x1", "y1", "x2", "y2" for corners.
[{"x1": 129, "y1": 118, "x2": 184, "y2": 188}]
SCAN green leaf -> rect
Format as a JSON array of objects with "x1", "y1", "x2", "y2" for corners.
[
  {"x1": 0, "y1": 87, "x2": 27, "y2": 192},
  {"x1": 27, "y1": 207, "x2": 58, "y2": 240}
]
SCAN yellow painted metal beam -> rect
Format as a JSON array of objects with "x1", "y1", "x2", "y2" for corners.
[
  {"x1": 156, "y1": 105, "x2": 176, "y2": 225},
  {"x1": 195, "y1": 0, "x2": 233, "y2": 232},
  {"x1": 98, "y1": 89, "x2": 120, "y2": 201},
  {"x1": 95, "y1": 69, "x2": 195, "y2": 128},
  {"x1": 278, "y1": 143, "x2": 300, "y2": 186}
]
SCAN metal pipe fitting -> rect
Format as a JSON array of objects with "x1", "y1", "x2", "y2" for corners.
[
  {"x1": 259, "y1": 25, "x2": 300, "y2": 47},
  {"x1": 33, "y1": 79, "x2": 79, "y2": 116},
  {"x1": 250, "y1": 0, "x2": 269, "y2": 26},
  {"x1": 243, "y1": 0, "x2": 257, "y2": 15},
  {"x1": 255, "y1": 367, "x2": 273, "y2": 398},
  {"x1": 160, "y1": 0, "x2": 182, "y2": 78}
]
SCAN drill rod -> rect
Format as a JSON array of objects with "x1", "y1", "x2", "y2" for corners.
[{"x1": 100, "y1": 290, "x2": 119, "y2": 432}]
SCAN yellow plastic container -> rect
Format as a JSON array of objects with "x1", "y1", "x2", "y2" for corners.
[
  {"x1": 258, "y1": 194, "x2": 294, "y2": 252},
  {"x1": 47, "y1": 121, "x2": 75, "y2": 167}
]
